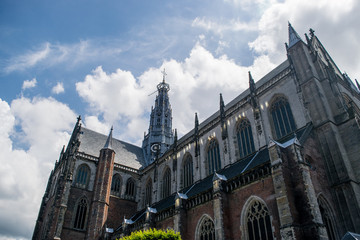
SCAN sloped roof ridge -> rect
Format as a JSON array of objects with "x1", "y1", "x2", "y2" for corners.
[{"x1": 80, "y1": 126, "x2": 142, "y2": 150}]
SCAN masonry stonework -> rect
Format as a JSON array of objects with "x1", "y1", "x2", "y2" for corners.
[{"x1": 33, "y1": 23, "x2": 360, "y2": 240}]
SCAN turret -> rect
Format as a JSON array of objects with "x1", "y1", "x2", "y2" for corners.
[
  {"x1": 87, "y1": 127, "x2": 115, "y2": 239},
  {"x1": 142, "y1": 69, "x2": 174, "y2": 164}
]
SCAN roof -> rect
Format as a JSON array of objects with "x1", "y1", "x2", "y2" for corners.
[{"x1": 78, "y1": 127, "x2": 146, "y2": 169}]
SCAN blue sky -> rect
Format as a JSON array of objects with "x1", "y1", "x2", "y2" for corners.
[{"x1": 1, "y1": 0, "x2": 360, "y2": 239}]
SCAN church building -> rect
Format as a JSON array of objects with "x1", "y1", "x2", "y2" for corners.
[{"x1": 33, "y1": 23, "x2": 360, "y2": 240}]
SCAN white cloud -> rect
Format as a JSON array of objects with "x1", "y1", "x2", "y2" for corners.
[
  {"x1": 4, "y1": 40, "x2": 123, "y2": 73},
  {"x1": 248, "y1": 0, "x2": 360, "y2": 73},
  {"x1": 192, "y1": 17, "x2": 256, "y2": 36},
  {"x1": 5, "y1": 43, "x2": 50, "y2": 73},
  {"x1": 0, "y1": 97, "x2": 76, "y2": 238},
  {"x1": 76, "y1": 43, "x2": 275, "y2": 143},
  {"x1": 52, "y1": 82, "x2": 65, "y2": 94},
  {"x1": 22, "y1": 78, "x2": 37, "y2": 90}
]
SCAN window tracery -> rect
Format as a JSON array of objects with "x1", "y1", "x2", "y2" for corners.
[
  {"x1": 199, "y1": 217, "x2": 215, "y2": 240},
  {"x1": 73, "y1": 198, "x2": 88, "y2": 230},
  {"x1": 207, "y1": 139, "x2": 221, "y2": 175},
  {"x1": 111, "y1": 174, "x2": 122, "y2": 196},
  {"x1": 246, "y1": 200, "x2": 273, "y2": 240},
  {"x1": 236, "y1": 119, "x2": 255, "y2": 159},
  {"x1": 74, "y1": 164, "x2": 90, "y2": 189},
  {"x1": 162, "y1": 168, "x2": 171, "y2": 198},
  {"x1": 270, "y1": 96, "x2": 296, "y2": 139},
  {"x1": 182, "y1": 155, "x2": 193, "y2": 188}
]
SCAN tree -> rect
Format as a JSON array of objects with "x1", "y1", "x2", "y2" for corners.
[{"x1": 117, "y1": 228, "x2": 181, "y2": 240}]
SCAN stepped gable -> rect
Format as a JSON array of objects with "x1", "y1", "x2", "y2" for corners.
[{"x1": 78, "y1": 127, "x2": 146, "y2": 169}]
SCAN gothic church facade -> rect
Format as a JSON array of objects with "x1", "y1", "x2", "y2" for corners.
[{"x1": 33, "y1": 24, "x2": 360, "y2": 240}]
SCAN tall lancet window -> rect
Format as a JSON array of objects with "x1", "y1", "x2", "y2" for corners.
[
  {"x1": 145, "y1": 179, "x2": 152, "y2": 206},
  {"x1": 75, "y1": 164, "x2": 90, "y2": 189},
  {"x1": 125, "y1": 178, "x2": 136, "y2": 198},
  {"x1": 73, "y1": 198, "x2": 88, "y2": 230},
  {"x1": 270, "y1": 96, "x2": 296, "y2": 139},
  {"x1": 182, "y1": 154, "x2": 193, "y2": 188},
  {"x1": 246, "y1": 200, "x2": 273, "y2": 240},
  {"x1": 162, "y1": 168, "x2": 171, "y2": 198},
  {"x1": 111, "y1": 174, "x2": 122, "y2": 197},
  {"x1": 236, "y1": 119, "x2": 255, "y2": 159},
  {"x1": 207, "y1": 139, "x2": 221, "y2": 176}
]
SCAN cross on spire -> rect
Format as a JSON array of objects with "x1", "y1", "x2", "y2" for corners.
[{"x1": 161, "y1": 68, "x2": 167, "y2": 82}]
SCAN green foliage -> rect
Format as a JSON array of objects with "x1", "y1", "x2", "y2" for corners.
[{"x1": 117, "y1": 228, "x2": 181, "y2": 240}]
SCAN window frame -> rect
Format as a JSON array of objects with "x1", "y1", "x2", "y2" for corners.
[
  {"x1": 74, "y1": 164, "x2": 91, "y2": 189},
  {"x1": 236, "y1": 118, "x2": 256, "y2": 159},
  {"x1": 269, "y1": 95, "x2": 296, "y2": 139},
  {"x1": 206, "y1": 138, "x2": 221, "y2": 176},
  {"x1": 182, "y1": 154, "x2": 194, "y2": 188}
]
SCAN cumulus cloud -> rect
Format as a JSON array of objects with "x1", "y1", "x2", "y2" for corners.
[
  {"x1": 22, "y1": 78, "x2": 37, "y2": 90},
  {"x1": 0, "y1": 97, "x2": 76, "y2": 238},
  {"x1": 52, "y1": 82, "x2": 65, "y2": 94},
  {"x1": 76, "y1": 43, "x2": 275, "y2": 143},
  {"x1": 248, "y1": 0, "x2": 360, "y2": 78}
]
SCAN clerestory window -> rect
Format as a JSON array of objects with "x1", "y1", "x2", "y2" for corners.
[
  {"x1": 270, "y1": 96, "x2": 296, "y2": 139},
  {"x1": 207, "y1": 139, "x2": 221, "y2": 176},
  {"x1": 74, "y1": 164, "x2": 90, "y2": 189},
  {"x1": 236, "y1": 119, "x2": 255, "y2": 159}
]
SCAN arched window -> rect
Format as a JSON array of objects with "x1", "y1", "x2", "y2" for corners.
[
  {"x1": 73, "y1": 198, "x2": 88, "y2": 230},
  {"x1": 246, "y1": 200, "x2": 273, "y2": 240},
  {"x1": 125, "y1": 178, "x2": 136, "y2": 198},
  {"x1": 182, "y1": 154, "x2": 193, "y2": 188},
  {"x1": 270, "y1": 96, "x2": 296, "y2": 139},
  {"x1": 145, "y1": 179, "x2": 152, "y2": 207},
  {"x1": 207, "y1": 139, "x2": 221, "y2": 175},
  {"x1": 111, "y1": 174, "x2": 122, "y2": 197},
  {"x1": 236, "y1": 119, "x2": 255, "y2": 159},
  {"x1": 198, "y1": 217, "x2": 215, "y2": 240},
  {"x1": 162, "y1": 168, "x2": 171, "y2": 198},
  {"x1": 318, "y1": 196, "x2": 337, "y2": 240},
  {"x1": 75, "y1": 164, "x2": 90, "y2": 189}
]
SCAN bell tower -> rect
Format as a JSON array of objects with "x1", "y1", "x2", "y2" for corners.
[{"x1": 142, "y1": 69, "x2": 174, "y2": 164}]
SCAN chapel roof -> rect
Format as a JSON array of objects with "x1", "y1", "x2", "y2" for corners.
[{"x1": 78, "y1": 127, "x2": 146, "y2": 169}]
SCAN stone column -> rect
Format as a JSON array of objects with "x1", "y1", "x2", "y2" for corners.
[
  {"x1": 174, "y1": 194, "x2": 186, "y2": 235},
  {"x1": 268, "y1": 141, "x2": 296, "y2": 240},
  {"x1": 212, "y1": 175, "x2": 226, "y2": 240}
]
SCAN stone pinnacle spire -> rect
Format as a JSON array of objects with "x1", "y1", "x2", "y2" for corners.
[
  {"x1": 288, "y1": 22, "x2": 301, "y2": 48},
  {"x1": 103, "y1": 126, "x2": 113, "y2": 150}
]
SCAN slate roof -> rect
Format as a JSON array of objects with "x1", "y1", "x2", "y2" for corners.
[{"x1": 78, "y1": 127, "x2": 146, "y2": 169}]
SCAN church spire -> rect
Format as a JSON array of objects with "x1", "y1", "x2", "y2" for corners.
[
  {"x1": 103, "y1": 126, "x2": 113, "y2": 150},
  {"x1": 142, "y1": 70, "x2": 174, "y2": 164},
  {"x1": 288, "y1": 22, "x2": 302, "y2": 48}
]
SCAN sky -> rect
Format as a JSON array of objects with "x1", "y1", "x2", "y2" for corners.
[{"x1": 0, "y1": 0, "x2": 360, "y2": 239}]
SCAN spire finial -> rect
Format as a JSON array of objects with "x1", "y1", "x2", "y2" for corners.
[
  {"x1": 249, "y1": 71, "x2": 256, "y2": 93},
  {"x1": 103, "y1": 126, "x2": 113, "y2": 150},
  {"x1": 161, "y1": 68, "x2": 167, "y2": 83},
  {"x1": 288, "y1": 22, "x2": 302, "y2": 48}
]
